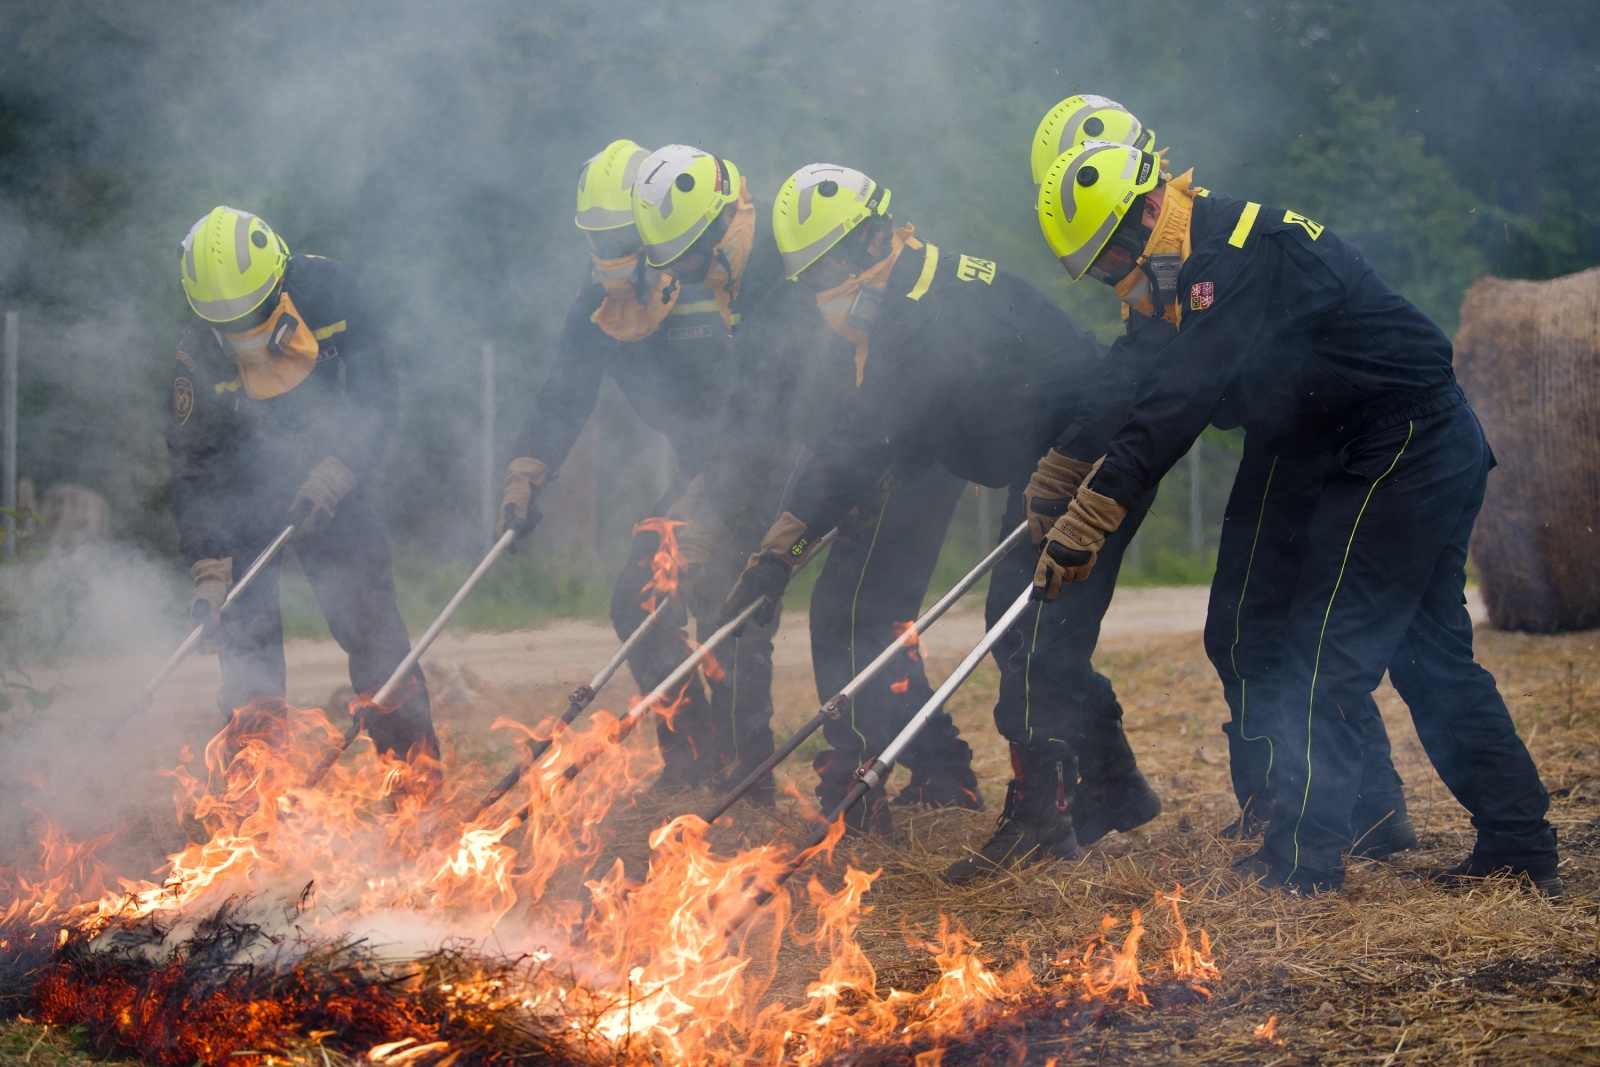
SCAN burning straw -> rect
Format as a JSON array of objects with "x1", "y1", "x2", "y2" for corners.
[{"x1": 0, "y1": 692, "x2": 1226, "y2": 1066}]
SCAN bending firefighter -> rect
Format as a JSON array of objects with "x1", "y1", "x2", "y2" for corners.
[
  {"x1": 721, "y1": 162, "x2": 1166, "y2": 874},
  {"x1": 1034, "y1": 95, "x2": 1417, "y2": 857},
  {"x1": 1035, "y1": 137, "x2": 1559, "y2": 894},
  {"x1": 168, "y1": 206, "x2": 438, "y2": 774},
  {"x1": 501, "y1": 141, "x2": 811, "y2": 800}
]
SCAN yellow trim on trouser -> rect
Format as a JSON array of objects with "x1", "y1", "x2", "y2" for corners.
[
  {"x1": 1021, "y1": 601, "x2": 1044, "y2": 745},
  {"x1": 1228, "y1": 203, "x2": 1261, "y2": 249},
  {"x1": 906, "y1": 243, "x2": 940, "y2": 301},
  {"x1": 1230, "y1": 455, "x2": 1280, "y2": 789},
  {"x1": 1289, "y1": 422, "x2": 1414, "y2": 879},
  {"x1": 312, "y1": 320, "x2": 346, "y2": 341},
  {"x1": 844, "y1": 486, "x2": 897, "y2": 755}
]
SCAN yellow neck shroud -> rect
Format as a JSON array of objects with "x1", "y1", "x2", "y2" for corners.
[{"x1": 816, "y1": 224, "x2": 921, "y2": 386}]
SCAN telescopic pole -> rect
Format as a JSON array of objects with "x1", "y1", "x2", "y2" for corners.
[
  {"x1": 462, "y1": 602, "x2": 666, "y2": 823},
  {"x1": 698, "y1": 520, "x2": 1029, "y2": 825},
  {"x1": 305, "y1": 528, "x2": 517, "y2": 787},
  {"x1": 109, "y1": 523, "x2": 298, "y2": 736},
  {"x1": 719, "y1": 581, "x2": 1038, "y2": 938}
]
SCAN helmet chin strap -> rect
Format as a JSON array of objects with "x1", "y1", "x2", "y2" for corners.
[{"x1": 1111, "y1": 171, "x2": 1201, "y2": 326}]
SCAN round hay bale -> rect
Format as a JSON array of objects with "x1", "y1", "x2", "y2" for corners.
[{"x1": 1456, "y1": 266, "x2": 1600, "y2": 632}]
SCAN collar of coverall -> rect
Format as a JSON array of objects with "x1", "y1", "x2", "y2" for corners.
[
  {"x1": 815, "y1": 223, "x2": 922, "y2": 387},
  {"x1": 1112, "y1": 168, "x2": 1200, "y2": 327},
  {"x1": 215, "y1": 289, "x2": 320, "y2": 400},
  {"x1": 591, "y1": 249, "x2": 680, "y2": 342},
  {"x1": 700, "y1": 176, "x2": 756, "y2": 330}
]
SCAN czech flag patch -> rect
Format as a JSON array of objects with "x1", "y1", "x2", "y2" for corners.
[{"x1": 1189, "y1": 281, "x2": 1215, "y2": 311}]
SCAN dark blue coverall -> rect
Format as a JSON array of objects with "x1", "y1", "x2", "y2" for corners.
[
  {"x1": 1090, "y1": 192, "x2": 1554, "y2": 888},
  {"x1": 166, "y1": 255, "x2": 436, "y2": 762},
  {"x1": 780, "y1": 240, "x2": 1165, "y2": 820},
  {"x1": 511, "y1": 226, "x2": 823, "y2": 791},
  {"x1": 1206, "y1": 440, "x2": 1411, "y2": 848}
]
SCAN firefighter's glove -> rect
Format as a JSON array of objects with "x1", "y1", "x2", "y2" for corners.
[
  {"x1": 188, "y1": 557, "x2": 232, "y2": 655},
  {"x1": 1024, "y1": 449, "x2": 1096, "y2": 545},
  {"x1": 721, "y1": 512, "x2": 823, "y2": 631},
  {"x1": 1034, "y1": 486, "x2": 1126, "y2": 601},
  {"x1": 290, "y1": 455, "x2": 357, "y2": 539},
  {"x1": 497, "y1": 457, "x2": 550, "y2": 542}
]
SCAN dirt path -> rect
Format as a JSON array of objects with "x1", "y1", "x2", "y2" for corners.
[{"x1": 22, "y1": 583, "x2": 1481, "y2": 840}]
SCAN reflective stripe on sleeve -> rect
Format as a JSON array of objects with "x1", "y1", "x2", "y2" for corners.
[
  {"x1": 1228, "y1": 202, "x2": 1261, "y2": 249},
  {"x1": 906, "y1": 243, "x2": 940, "y2": 301}
]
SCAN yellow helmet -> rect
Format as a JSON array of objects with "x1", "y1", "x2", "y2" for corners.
[
  {"x1": 1037, "y1": 140, "x2": 1161, "y2": 280},
  {"x1": 1030, "y1": 95, "x2": 1154, "y2": 186},
  {"x1": 631, "y1": 144, "x2": 743, "y2": 268},
  {"x1": 179, "y1": 206, "x2": 289, "y2": 322},
  {"x1": 772, "y1": 164, "x2": 891, "y2": 280},
  {"x1": 576, "y1": 139, "x2": 648, "y2": 231}
]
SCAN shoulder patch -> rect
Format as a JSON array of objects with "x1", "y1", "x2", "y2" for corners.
[
  {"x1": 176, "y1": 349, "x2": 197, "y2": 373},
  {"x1": 1282, "y1": 209, "x2": 1324, "y2": 240},
  {"x1": 1189, "y1": 282, "x2": 1215, "y2": 311},
  {"x1": 173, "y1": 377, "x2": 195, "y2": 424},
  {"x1": 955, "y1": 255, "x2": 996, "y2": 284}
]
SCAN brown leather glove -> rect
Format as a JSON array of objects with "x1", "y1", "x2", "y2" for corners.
[
  {"x1": 1024, "y1": 449, "x2": 1096, "y2": 545},
  {"x1": 290, "y1": 455, "x2": 357, "y2": 539},
  {"x1": 1034, "y1": 484, "x2": 1126, "y2": 601},
  {"x1": 497, "y1": 456, "x2": 550, "y2": 540},
  {"x1": 189, "y1": 557, "x2": 232, "y2": 654},
  {"x1": 720, "y1": 512, "x2": 826, "y2": 628}
]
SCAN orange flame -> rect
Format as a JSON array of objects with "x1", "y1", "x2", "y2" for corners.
[
  {"x1": 889, "y1": 676, "x2": 910, "y2": 694},
  {"x1": 891, "y1": 620, "x2": 922, "y2": 663},
  {"x1": 1254, "y1": 1015, "x2": 1282, "y2": 1045},
  {"x1": 1161, "y1": 885, "x2": 1219, "y2": 993},
  {"x1": 3, "y1": 675, "x2": 1223, "y2": 1067},
  {"x1": 634, "y1": 516, "x2": 686, "y2": 613}
]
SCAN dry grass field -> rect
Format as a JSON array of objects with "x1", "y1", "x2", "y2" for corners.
[{"x1": 4, "y1": 612, "x2": 1598, "y2": 1065}]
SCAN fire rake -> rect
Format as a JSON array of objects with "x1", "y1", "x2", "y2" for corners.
[
  {"x1": 493, "y1": 529, "x2": 837, "y2": 832},
  {"x1": 461, "y1": 601, "x2": 666, "y2": 824},
  {"x1": 305, "y1": 528, "x2": 517, "y2": 788},
  {"x1": 698, "y1": 520, "x2": 1029, "y2": 825},
  {"x1": 109, "y1": 523, "x2": 298, "y2": 736},
  {"x1": 719, "y1": 580, "x2": 1039, "y2": 938}
]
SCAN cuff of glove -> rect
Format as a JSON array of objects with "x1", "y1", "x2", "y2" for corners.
[
  {"x1": 190, "y1": 557, "x2": 233, "y2": 587},
  {"x1": 1038, "y1": 448, "x2": 1095, "y2": 488},
  {"x1": 759, "y1": 511, "x2": 828, "y2": 571},
  {"x1": 506, "y1": 456, "x2": 550, "y2": 493},
  {"x1": 1064, "y1": 484, "x2": 1127, "y2": 543}
]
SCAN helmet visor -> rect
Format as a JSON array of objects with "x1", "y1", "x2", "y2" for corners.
[{"x1": 586, "y1": 226, "x2": 641, "y2": 260}]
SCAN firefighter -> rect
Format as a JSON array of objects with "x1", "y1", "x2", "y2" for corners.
[
  {"x1": 500, "y1": 140, "x2": 795, "y2": 800},
  {"x1": 168, "y1": 206, "x2": 438, "y2": 772},
  {"x1": 1035, "y1": 139, "x2": 1559, "y2": 894},
  {"x1": 1033, "y1": 96, "x2": 1417, "y2": 857},
  {"x1": 720, "y1": 162, "x2": 1166, "y2": 868}
]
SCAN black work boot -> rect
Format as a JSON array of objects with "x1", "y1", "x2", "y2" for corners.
[
  {"x1": 1072, "y1": 717, "x2": 1161, "y2": 846},
  {"x1": 1233, "y1": 851, "x2": 1342, "y2": 895},
  {"x1": 1348, "y1": 793, "x2": 1418, "y2": 859},
  {"x1": 943, "y1": 744, "x2": 1079, "y2": 885},
  {"x1": 814, "y1": 750, "x2": 896, "y2": 841},
  {"x1": 894, "y1": 763, "x2": 986, "y2": 810},
  {"x1": 895, "y1": 730, "x2": 985, "y2": 810},
  {"x1": 897, "y1": 718, "x2": 984, "y2": 809},
  {"x1": 1430, "y1": 827, "x2": 1563, "y2": 898},
  {"x1": 1220, "y1": 791, "x2": 1275, "y2": 840}
]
